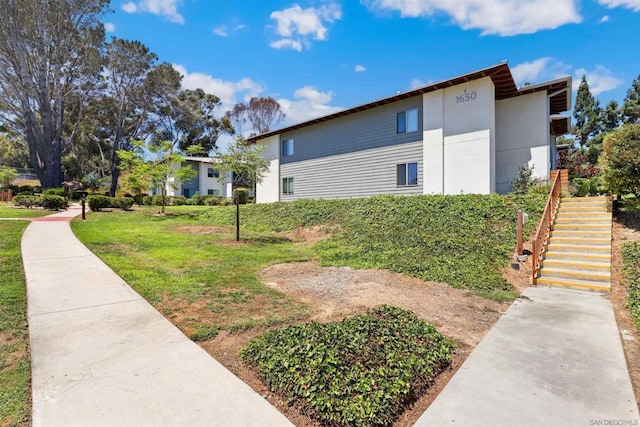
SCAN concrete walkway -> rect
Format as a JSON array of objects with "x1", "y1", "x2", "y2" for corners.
[
  {"x1": 416, "y1": 286, "x2": 640, "y2": 426},
  {"x1": 22, "y1": 205, "x2": 292, "y2": 427}
]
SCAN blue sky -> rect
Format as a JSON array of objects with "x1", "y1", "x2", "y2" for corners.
[{"x1": 105, "y1": 0, "x2": 639, "y2": 140}]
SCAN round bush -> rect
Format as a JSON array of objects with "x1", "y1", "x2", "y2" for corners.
[
  {"x1": 111, "y1": 197, "x2": 134, "y2": 210},
  {"x1": 87, "y1": 195, "x2": 112, "y2": 212},
  {"x1": 13, "y1": 195, "x2": 41, "y2": 208},
  {"x1": 41, "y1": 194, "x2": 67, "y2": 210}
]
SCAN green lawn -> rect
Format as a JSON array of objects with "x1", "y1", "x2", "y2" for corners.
[
  {"x1": 71, "y1": 208, "x2": 315, "y2": 336},
  {"x1": 0, "y1": 203, "x2": 51, "y2": 218},
  {"x1": 0, "y1": 220, "x2": 32, "y2": 426}
]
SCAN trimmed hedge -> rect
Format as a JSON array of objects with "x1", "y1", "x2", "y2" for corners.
[
  {"x1": 241, "y1": 305, "x2": 454, "y2": 427},
  {"x1": 41, "y1": 194, "x2": 66, "y2": 210},
  {"x1": 87, "y1": 195, "x2": 134, "y2": 211},
  {"x1": 13, "y1": 195, "x2": 41, "y2": 208},
  {"x1": 623, "y1": 241, "x2": 640, "y2": 330}
]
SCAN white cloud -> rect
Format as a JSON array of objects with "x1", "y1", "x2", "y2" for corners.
[
  {"x1": 598, "y1": 0, "x2": 640, "y2": 11},
  {"x1": 269, "y1": 3, "x2": 342, "y2": 51},
  {"x1": 213, "y1": 24, "x2": 246, "y2": 38},
  {"x1": 354, "y1": 64, "x2": 367, "y2": 72},
  {"x1": 572, "y1": 65, "x2": 623, "y2": 96},
  {"x1": 104, "y1": 22, "x2": 116, "y2": 32},
  {"x1": 598, "y1": 15, "x2": 610, "y2": 23},
  {"x1": 294, "y1": 86, "x2": 334, "y2": 104},
  {"x1": 410, "y1": 78, "x2": 428, "y2": 89},
  {"x1": 361, "y1": 0, "x2": 582, "y2": 36},
  {"x1": 122, "y1": 2, "x2": 137, "y2": 13},
  {"x1": 172, "y1": 64, "x2": 263, "y2": 113},
  {"x1": 121, "y1": 0, "x2": 185, "y2": 24},
  {"x1": 269, "y1": 38, "x2": 304, "y2": 52},
  {"x1": 213, "y1": 27, "x2": 227, "y2": 37},
  {"x1": 511, "y1": 57, "x2": 554, "y2": 85}
]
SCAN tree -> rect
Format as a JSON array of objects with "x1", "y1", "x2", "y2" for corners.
[
  {"x1": 118, "y1": 140, "x2": 196, "y2": 214},
  {"x1": 226, "y1": 97, "x2": 285, "y2": 136},
  {"x1": 149, "y1": 82, "x2": 234, "y2": 155},
  {"x1": 573, "y1": 75, "x2": 601, "y2": 147},
  {"x1": 0, "y1": 166, "x2": 17, "y2": 190},
  {"x1": 0, "y1": 0, "x2": 108, "y2": 189},
  {"x1": 103, "y1": 38, "x2": 159, "y2": 196},
  {"x1": 214, "y1": 139, "x2": 269, "y2": 241},
  {"x1": 600, "y1": 123, "x2": 640, "y2": 197},
  {"x1": 622, "y1": 74, "x2": 640, "y2": 124},
  {"x1": 587, "y1": 100, "x2": 622, "y2": 163}
]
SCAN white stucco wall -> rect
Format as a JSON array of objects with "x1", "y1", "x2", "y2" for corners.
[
  {"x1": 197, "y1": 163, "x2": 227, "y2": 196},
  {"x1": 423, "y1": 76, "x2": 496, "y2": 194},
  {"x1": 495, "y1": 91, "x2": 549, "y2": 194},
  {"x1": 256, "y1": 135, "x2": 281, "y2": 203}
]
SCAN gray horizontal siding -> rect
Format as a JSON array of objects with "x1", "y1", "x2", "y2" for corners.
[
  {"x1": 281, "y1": 96, "x2": 423, "y2": 164},
  {"x1": 280, "y1": 141, "x2": 423, "y2": 201}
]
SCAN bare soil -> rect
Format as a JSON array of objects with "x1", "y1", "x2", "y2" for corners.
[
  {"x1": 194, "y1": 228, "x2": 533, "y2": 426},
  {"x1": 610, "y1": 212, "x2": 640, "y2": 409}
]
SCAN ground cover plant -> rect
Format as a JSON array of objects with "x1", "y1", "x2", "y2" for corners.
[
  {"x1": 241, "y1": 305, "x2": 454, "y2": 427},
  {"x1": 0, "y1": 213, "x2": 47, "y2": 425},
  {"x1": 623, "y1": 240, "x2": 640, "y2": 330},
  {"x1": 199, "y1": 194, "x2": 546, "y2": 296},
  {"x1": 71, "y1": 208, "x2": 314, "y2": 335}
]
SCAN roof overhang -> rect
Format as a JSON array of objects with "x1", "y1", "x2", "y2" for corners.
[
  {"x1": 550, "y1": 114, "x2": 571, "y2": 135},
  {"x1": 248, "y1": 63, "x2": 572, "y2": 143}
]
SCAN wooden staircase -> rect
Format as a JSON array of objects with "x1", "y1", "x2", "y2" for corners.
[{"x1": 537, "y1": 196, "x2": 612, "y2": 292}]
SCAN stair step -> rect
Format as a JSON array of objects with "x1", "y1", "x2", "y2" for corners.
[
  {"x1": 547, "y1": 243, "x2": 611, "y2": 253},
  {"x1": 548, "y1": 236, "x2": 611, "y2": 246},
  {"x1": 539, "y1": 267, "x2": 611, "y2": 282},
  {"x1": 552, "y1": 223, "x2": 611, "y2": 231},
  {"x1": 536, "y1": 276, "x2": 611, "y2": 292},
  {"x1": 542, "y1": 259, "x2": 611, "y2": 272},
  {"x1": 554, "y1": 217, "x2": 611, "y2": 224},
  {"x1": 551, "y1": 230, "x2": 611, "y2": 238},
  {"x1": 544, "y1": 251, "x2": 611, "y2": 263}
]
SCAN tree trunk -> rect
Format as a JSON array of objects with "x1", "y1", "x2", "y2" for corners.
[{"x1": 162, "y1": 188, "x2": 167, "y2": 214}]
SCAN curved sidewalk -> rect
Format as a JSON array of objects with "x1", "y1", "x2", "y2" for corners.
[{"x1": 22, "y1": 206, "x2": 292, "y2": 427}]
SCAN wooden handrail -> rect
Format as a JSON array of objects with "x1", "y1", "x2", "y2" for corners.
[{"x1": 531, "y1": 171, "x2": 563, "y2": 285}]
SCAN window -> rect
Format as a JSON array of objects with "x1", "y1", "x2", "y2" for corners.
[
  {"x1": 397, "y1": 162, "x2": 418, "y2": 186},
  {"x1": 282, "y1": 139, "x2": 294, "y2": 157},
  {"x1": 207, "y1": 168, "x2": 219, "y2": 178},
  {"x1": 207, "y1": 189, "x2": 220, "y2": 195},
  {"x1": 282, "y1": 177, "x2": 294, "y2": 194},
  {"x1": 396, "y1": 108, "x2": 418, "y2": 134}
]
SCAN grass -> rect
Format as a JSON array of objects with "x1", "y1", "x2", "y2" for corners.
[
  {"x1": 199, "y1": 194, "x2": 546, "y2": 298},
  {"x1": 241, "y1": 305, "x2": 454, "y2": 427},
  {"x1": 0, "y1": 203, "x2": 51, "y2": 218},
  {"x1": 0, "y1": 220, "x2": 32, "y2": 426},
  {"x1": 623, "y1": 240, "x2": 640, "y2": 330},
  {"x1": 71, "y1": 208, "x2": 315, "y2": 336}
]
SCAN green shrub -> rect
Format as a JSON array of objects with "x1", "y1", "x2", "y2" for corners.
[
  {"x1": 511, "y1": 164, "x2": 537, "y2": 194},
  {"x1": 204, "y1": 195, "x2": 223, "y2": 206},
  {"x1": 43, "y1": 187, "x2": 66, "y2": 197},
  {"x1": 187, "y1": 192, "x2": 209, "y2": 205},
  {"x1": 623, "y1": 241, "x2": 640, "y2": 330},
  {"x1": 12, "y1": 195, "x2": 41, "y2": 208},
  {"x1": 143, "y1": 196, "x2": 153, "y2": 206},
  {"x1": 41, "y1": 194, "x2": 66, "y2": 210},
  {"x1": 233, "y1": 188, "x2": 250, "y2": 204},
  {"x1": 241, "y1": 305, "x2": 454, "y2": 427},
  {"x1": 111, "y1": 197, "x2": 134, "y2": 210},
  {"x1": 527, "y1": 182, "x2": 552, "y2": 196},
  {"x1": 87, "y1": 195, "x2": 112, "y2": 212},
  {"x1": 571, "y1": 177, "x2": 591, "y2": 197},
  {"x1": 17, "y1": 185, "x2": 34, "y2": 194},
  {"x1": 170, "y1": 195, "x2": 187, "y2": 206},
  {"x1": 16, "y1": 191, "x2": 35, "y2": 196},
  {"x1": 601, "y1": 123, "x2": 640, "y2": 197}
]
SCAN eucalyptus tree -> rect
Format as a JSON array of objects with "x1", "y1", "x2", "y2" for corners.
[
  {"x1": 102, "y1": 37, "x2": 159, "y2": 196},
  {"x1": 0, "y1": 0, "x2": 109, "y2": 189},
  {"x1": 226, "y1": 97, "x2": 285, "y2": 136}
]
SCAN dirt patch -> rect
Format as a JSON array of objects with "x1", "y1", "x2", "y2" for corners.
[
  {"x1": 193, "y1": 252, "x2": 524, "y2": 426},
  {"x1": 173, "y1": 225, "x2": 230, "y2": 235},
  {"x1": 281, "y1": 225, "x2": 340, "y2": 245},
  {"x1": 610, "y1": 212, "x2": 640, "y2": 408}
]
